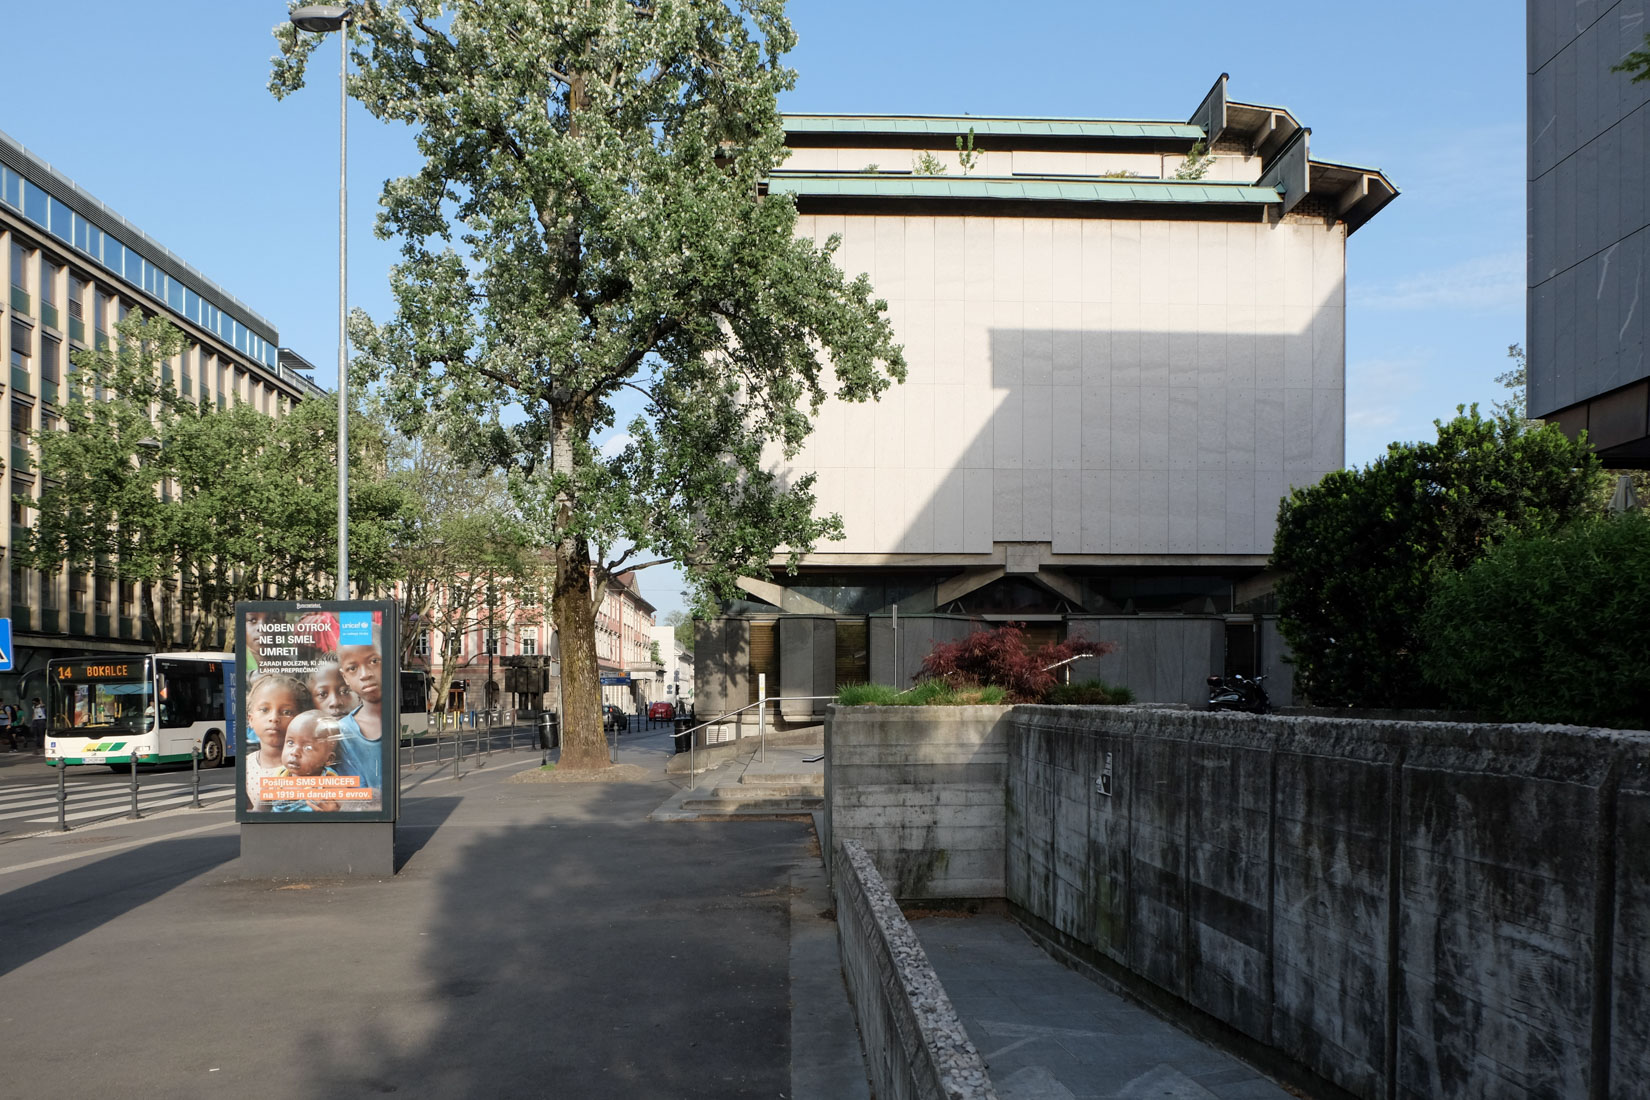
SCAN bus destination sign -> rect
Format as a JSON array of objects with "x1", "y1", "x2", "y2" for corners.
[{"x1": 54, "y1": 661, "x2": 139, "y2": 681}]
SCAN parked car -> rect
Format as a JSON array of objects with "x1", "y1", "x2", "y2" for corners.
[
  {"x1": 601, "y1": 704, "x2": 629, "y2": 731},
  {"x1": 648, "y1": 701, "x2": 675, "y2": 722}
]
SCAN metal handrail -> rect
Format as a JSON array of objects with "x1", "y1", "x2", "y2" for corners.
[{"x1": 680, "y1": 684, "x2": 838, "y2": 789}]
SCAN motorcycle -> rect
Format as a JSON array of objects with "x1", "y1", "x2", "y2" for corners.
[{"x1": 1207, "y1": 672, "x2": 1270, "y2": 714}]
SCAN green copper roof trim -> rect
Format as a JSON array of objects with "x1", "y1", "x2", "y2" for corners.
[
  {"x1": 767, "y1": 174, "x2": 1283, "y2": 205},
  {"x1": 782, "y1": 115, "x2": 1205, "y2": 140}
]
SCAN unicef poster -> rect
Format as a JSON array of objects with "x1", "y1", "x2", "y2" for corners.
[{"x1": 234, "y1": 600, "x2": 398, "y2": 824}]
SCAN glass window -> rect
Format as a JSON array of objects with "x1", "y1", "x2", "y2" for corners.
[
  {"x1": 12, "y1": 568, "x2": 32, "y2": 607},
  {"x1": 124, "y1": 247, "x2": 143, "y2": 287},
  {"x1": 9, "y1": 240, "x2": 25, "y2": 290},
  {"x1": 21, "y1": 180, "x2": 47, "y2": 227},
  {"x1": 183, "y1": 288, "x2": 200, "y2": 324},
  {"x1": 103, "y1": 236, "x2": 124, "y2": 280},
  {"x1": 40, "y1": 261, "x2": 58, "y2": 306},
  {"x1": 12, "y1": 400, "x2": 32, "y2": 435},
  {"x1": 86, "y1": 224, "x2": 103, "y2": 265},
  {"x1": 47, "y1": 195, "x2": 71, "y2": 243},
  {"x1": 40, "y1": 336, "x2": 60, "y2": 383},
  {"x1": 521, "y1": 633, "x2": 537, "y2": 656},
  {"x1": 72, "y1": 213, "x2": 90, "y2": 254},
  {"x1": 40, "y1": 570, "x2": 58, "y2": 610},
  {"x1": 166, "y1": 278, "x2": 183, "y2": 313},
  {"x1": 68, "y1": 275, "x2": 84, "y2": 320},
  {"x1": 94, "y1": 290, "x2": 110, "y2": 335},
  {"x1": 10, "y1": 321, "x2": 29, "y2": 372},
  {"x1": 70, "y1": 573, "x2": 87, "y2": 613},
  {"x1": 0, "y1": 165, "x2": 18, "y2": 208}
]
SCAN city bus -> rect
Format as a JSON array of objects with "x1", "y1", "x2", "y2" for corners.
[
  {"x1": 398, "y1": 670, "x2": 431, "y2": 742},
  {"x1": 45, "y1": 652, "x2": 237, "y2": 770}
]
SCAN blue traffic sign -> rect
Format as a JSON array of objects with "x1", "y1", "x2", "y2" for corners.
[{"x1": 0, "y1": 618, "x2": 12, "y2": 671}]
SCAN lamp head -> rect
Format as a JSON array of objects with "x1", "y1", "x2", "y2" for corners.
[{"x1": 289, "y1": 4, "x2": 349, "y2": 32}]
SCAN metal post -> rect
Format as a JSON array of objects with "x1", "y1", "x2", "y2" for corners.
[
  {"x1": 334, "y1": 21, "x2": 350, "y2": 601},
  {"x1": 758, "y1": 672, "x2": 767, "y2": 763},
  {"x1": 128, "y1": 754, "x2": 140, "y2": 819},
  {"x1": 453, "y1": 726, "x2": 462, "y2": 780},
  {"x1": 688, "y1": 721, "x2": 695, "y2": 791},
  {"x1": 892, "y1": 602, "x2": 899, "y2": 687},
  {"x1": 56, "y1": 762, "x2": 67, "y2": 832},
  {"x1": 191, "y1": 745, "x2": 201, "y2": 808}
]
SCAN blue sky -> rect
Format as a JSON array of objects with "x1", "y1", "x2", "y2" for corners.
[{"x1": 0, "y1": 1, "x2": 1526, "y2": 621}]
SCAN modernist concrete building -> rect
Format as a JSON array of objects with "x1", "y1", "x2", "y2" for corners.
[
  {"x1": 0, "y1": 128, "x2": 324, "y2": 703},
  {"x1": 1527, "y1": 1, "x2": 1650, "y2": 465},
  {"x1": 697, "y1": 77, "x2": 1396, "y2": 718}
]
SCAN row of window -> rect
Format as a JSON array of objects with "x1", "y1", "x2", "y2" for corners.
[
  {"x1": 6, "y1": 234, "x2": 293, "y2": 419},
  {"x1": 411, "y1": 628, "x2": 540, "y2": 658},
  {"x1": 0, "y1": 164, "x2": 278, "y2": 369}
]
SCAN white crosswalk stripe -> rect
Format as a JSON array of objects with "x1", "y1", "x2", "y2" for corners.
[{"x1": 0, "y1": 777, "x2": 236, "y2": 824}]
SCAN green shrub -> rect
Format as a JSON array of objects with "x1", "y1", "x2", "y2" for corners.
[
  {"x1": 836, "y1": 683, "x2": 902, "y2": 706},
  {"x1": 1273, "y1": 408, "x2": 1601, "y2": 707},
  {"x1": 835, "y1": 681, "x2": 1008, "y2": 706},
  {"x1": 1043, "y1": 679, "x2": 1135, "y2": 705},
  {"x1": 1420, "y1": 513, "x2": 1650, "y2": 728}
]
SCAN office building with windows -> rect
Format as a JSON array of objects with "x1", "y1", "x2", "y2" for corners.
[
  {"x1": 696, "y1": 77, "x2": 1396, "y2": 720},
  {"x1": 0, "y1": 127, "x2": 324, "y2": 703}
]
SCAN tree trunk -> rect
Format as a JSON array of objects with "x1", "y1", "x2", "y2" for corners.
[
  {"x1": 549, "y1": 408, "x2": 606, "y2": 770},
  {"x1": 553, "y1": 537, "x2": 605, "y2": 770}
]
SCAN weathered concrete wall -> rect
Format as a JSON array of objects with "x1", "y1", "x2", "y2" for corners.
[
  {"x1": 868, "y1": 615, "x2": 977, "y2": 689},
  {"x1": 833, "y1": 840, "x2": 998, "y2": 1100},
  {"x1": 1257, "y1": 615, "x2": 1294, "y2": 706},
  {"x1": 824, "y1": 705, "x2": 1011, "y2": 900},
  {"x1": 779, "y1": 617, "x2": 836, "y2": 720},
  {"x1": 693, "y1": 618, "x2": 749, "y2": 717},
  {"x1": 1004, "y1": 707, "x2": 1650, "y2": 1100},
  {"x1": 1064, "y1": 615, "x2": 1223, "y2": 705}
]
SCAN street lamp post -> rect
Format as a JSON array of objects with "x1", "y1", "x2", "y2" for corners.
[{"x1": 289, "y1": 4, "x2": 351, "y2": 601}]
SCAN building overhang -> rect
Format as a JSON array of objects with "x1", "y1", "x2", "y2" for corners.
[{"x1": 1544, "y1": 379, "x2": 1650, "y2": 468}]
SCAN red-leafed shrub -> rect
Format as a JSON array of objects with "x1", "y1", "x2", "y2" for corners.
[{"x1": 919, "y1": 624, "x2": 1115, "y2": 702}]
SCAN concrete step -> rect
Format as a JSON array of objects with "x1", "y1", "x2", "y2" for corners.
[
  {"x1": 707, "y1": 784, "x2": 823, "y2": 801},
  {"x1": 738, "y1": 771, "x2": 822, "y2": 787},
  {"x1": 678, "y1": 795, "x2": 824, "y2": 813}
]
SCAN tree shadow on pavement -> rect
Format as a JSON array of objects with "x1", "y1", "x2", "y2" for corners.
[
  {"x1": 0, "y1": 834, "x2": 238, "y2": 977},
  {"x1": 293, "y1": 778, "x2": 813, "y2": 1099}
]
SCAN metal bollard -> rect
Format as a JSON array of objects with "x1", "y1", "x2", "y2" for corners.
[
  {"x1": 453, "y1": 729, "x2": 462, "y2": 781},
  {"x1": 191, "y1": 746, "x2": 202, "y2": 808},
  {"x1": 128, "y1": 754, "x2": 141, "y2": 819},
  {"x1": 56, "y1": 762, "x2": 67, "y2": 832}
]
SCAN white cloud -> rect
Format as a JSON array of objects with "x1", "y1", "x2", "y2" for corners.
[
  {"x1": 1352, "y1": 251, "x2": 1524, "y2": 313},
  {"x1": 598, "y1": 432, "x2": 634, "y2": 458}
]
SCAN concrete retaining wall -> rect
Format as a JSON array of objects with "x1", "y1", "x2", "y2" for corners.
[
  {"x1": 833, "y1": 840, "x2": 997, "y2": 1100},
  {"x1": 824, "y1": 705, "x2": 1012, "y2": 900},
  {"x1": 1005, "y1": 707, "x2": 1650, "y2": 1100}
]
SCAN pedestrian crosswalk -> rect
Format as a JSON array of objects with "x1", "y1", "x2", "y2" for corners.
[{"x1": 0, "y1": 773, "x2": 236, "y2": 828}]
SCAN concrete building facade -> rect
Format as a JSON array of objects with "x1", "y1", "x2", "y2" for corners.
[
  {"x1": 697, "y1": 78, "x2": 1395, "y2": 718},
  {"x1": 0, "y1": 127, "x2": 323, "y2": 705},
  {"x1": 1527, "y1": 0, "x2": 1650, "y2": 465}
]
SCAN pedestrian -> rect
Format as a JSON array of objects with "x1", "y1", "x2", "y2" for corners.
[
  {"x1": 0, "y1": 700, "x2": 15, "y2": 753},
  {"x1": 29, "y1": 697, "x2": 46, "y2": 753}
]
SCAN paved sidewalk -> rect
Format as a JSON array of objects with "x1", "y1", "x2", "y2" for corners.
[
  {"x1": 0, "y1": 723, "x2": 867, "y2": 1100},
  {"x1": 914, "y1": 915, "x2": 1292, "y2": 1100}
]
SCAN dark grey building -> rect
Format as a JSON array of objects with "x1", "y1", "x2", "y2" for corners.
[{"x1": 1528, "y1": 1, "x2": 1650, "y2": 465}]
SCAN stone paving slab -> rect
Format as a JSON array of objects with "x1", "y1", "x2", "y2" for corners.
[{"x1": 912, "y1": 914, "x2": 1294, "y2": 1100}]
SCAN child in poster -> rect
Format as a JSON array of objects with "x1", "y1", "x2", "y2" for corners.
[{"x1": 239, "y1": 606, "x2": 390, "y2": 817}]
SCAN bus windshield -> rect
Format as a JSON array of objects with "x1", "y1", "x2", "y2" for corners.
[{"x1": 49, "y1": 658, "x2": 153, "y2": 733}]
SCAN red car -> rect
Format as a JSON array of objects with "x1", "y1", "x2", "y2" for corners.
[{"x1": 648, "y1": 702, "x2": 675, "y2": 722}]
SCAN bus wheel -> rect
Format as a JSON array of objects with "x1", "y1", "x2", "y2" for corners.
[{"x1": 201, "y1": 733, "x2": 226, "y2": 768}]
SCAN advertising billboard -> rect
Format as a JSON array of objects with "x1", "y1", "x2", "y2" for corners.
[{"x1": 235, "y1": 600, "x2": 398, "y2": 824}]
